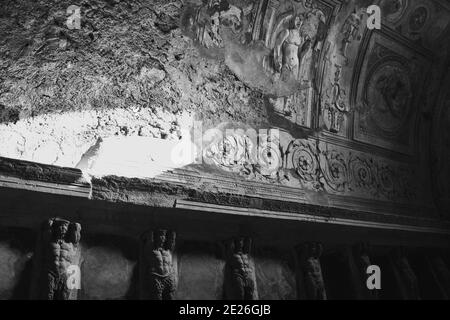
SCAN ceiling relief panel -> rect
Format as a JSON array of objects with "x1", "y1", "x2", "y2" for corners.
[
  {"x1": 380, "y1": 0, "x2": 409, "y2": 25},
  {"x1": 183, "y1": 0, "x2": 340, "y2": 129},
  {"x1": 178, "y1": 0, "x2": 446, "y2": 214},
  {"x1": 259, "y1": 0, "x2": 334, "y2": 129},
  {"x1": 319, "y1": 5, "x2": 367, "y2": 136},
  {"x1": 380, "y1": 0, "x2": 450, "y2": 51},
  {"x1": 353, "y1": 32, "x2": 430, "y2": 154}
]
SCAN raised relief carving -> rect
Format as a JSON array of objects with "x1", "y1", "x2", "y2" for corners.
[
  {"x1": 323, "y1": 64, "x2": 348, "y2": 133},
  {"x1": 223, "y1": 237, "x2": 258, "y2": 300},
  {"x1": 31, "y1": 218, "x2": 82, "y2": 300},
  {"x1": 296, "y1": 242, "x2": 327, "y2": 300},
  {"x1": 286, "y1": 138, "x2": 321, "y2": 190},
  {"x1": 380, "y1": 0, "x2": 408, "y2": 24},
  {"x1": 185, "y1": 0, "x2": 254, "y2": 50},
  {"x1": 348, "y1": 155, "x2": 375, "y2": 192},
  {"x1": 319, "y1": 149, "x2": 348, "y2": 192},
  {"x1": 340, "y1": 10, "x2": 362, "y2": 61},
  {"x1": 202, "y1": 128, "x2": 285, "y2": 182},
  {"x1": 320, "y1": 6, "x2": 364, "y2": 135},
  {"x1": 408, "y1": 6, "x2": 428, "y2": 36},
  {"x1": 202, "y1": 127, "x2": 417, "y2": 202},
  {"x1": 264, "y1": 1, "x2": 327, "y2": 128},
  {"x1": 354, "y1": 33, "x2": 427, "y2": 153},
  {"x1": 140, "y1": 230, "x2": 177, "y2": 300},
  {"x1": 184, "y1": 0, "x2": 334, "y2": 128},
  {"x1": 203, "y1": 131, "x2": 255, "y2": 174},
  {"x1": 369, "y1": 62, "x2": 412, "y2": 137},
  {"x1": 352, "y1": 243, "x2": 378, "y2": 300},
  {"x1": 263, "y1": 1, "x2": 327, "y2": 81},
  {"x1": 272, "y1": 14, "x2": 311, "y2": 82}
]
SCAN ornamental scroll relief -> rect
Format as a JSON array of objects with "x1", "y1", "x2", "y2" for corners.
[{"x1": 201, "y1": 126, "x2": 417, "y2": 203}]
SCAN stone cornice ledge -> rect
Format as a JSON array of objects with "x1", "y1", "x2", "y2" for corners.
[
  {"x1": 0, "y1": 156, "x2": 449, "y2": 234},
  {"x1": 0, "y1": 157, "x2": 90, "y2": 198},
  {"x1": 91, "y1": 175, "x2": 450, "y2": 234}
]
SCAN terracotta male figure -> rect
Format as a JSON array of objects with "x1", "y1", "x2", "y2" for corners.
[
  {"x1": 141, "y1": 229, "x2": 177, "y2": 300},
  {"x1": 299, "y1": 242, "x2": 327, "y2": 300},
  {"x1": 41, "y1": 218, "x2": 82, "y2": 300},
  {"x1": 224, "y1": 237, "x2": 257, "y2": 300}
]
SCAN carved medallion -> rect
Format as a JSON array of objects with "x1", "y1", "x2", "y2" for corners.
[
  {"x1": 409, "y1": 7, "x2": 428, "y2": 32},
  {"x1": 320, "y1": 150, "x2": 348, "y2": 192},
  {"x1": 287, "y1": 139, "x2": 321, "y2": 189},
  {"x1": 349, "y1": 155, "x2": 375, "y2": 190},
  {"x1": 366, "y1": 61, "x2": 412, "y2": 136},
  {"x1": 380, "y1": 0, "x2": 408, "y2": 24},
  {"x1": 354, "y1": 33, "x2": 428, "y2": 154}
]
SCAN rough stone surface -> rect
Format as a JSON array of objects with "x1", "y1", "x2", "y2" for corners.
[
  {"x1": 255, "y1": 252, "x2": 296, "y2": 300},
  {"x1": 0, "y1": 0, "x2": 267, "y2": 167},
  {"x1": 81, "y1": 236, "x2": 138, "y2": 300},
  {"x1": 176, "y1": 247, "x2": 224, "y2": 300}
]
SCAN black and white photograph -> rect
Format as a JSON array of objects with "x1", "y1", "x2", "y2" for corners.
[{"x1": 0, "y1": 0, "x2": 449, "y2": 308}]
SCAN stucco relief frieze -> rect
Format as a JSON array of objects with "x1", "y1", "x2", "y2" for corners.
[{"x1": 201, "y1": 126, "x2": 417, "y2": 202}]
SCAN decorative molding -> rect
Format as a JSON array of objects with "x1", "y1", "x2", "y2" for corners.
[
  {"x1": 201, "y1": 132, "x2": 420, "y2": 203},
  {"x1": 175, "y1": 200, "x2": 450, "y2": 235},
  {"x1": 0, "y1": 175, "x2": 91, "y2": 198},
  {"x1": 0, "y1": 156, "x2": 445, "y2": 234}
]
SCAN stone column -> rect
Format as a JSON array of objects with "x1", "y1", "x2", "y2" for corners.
[{"x1": 30, "y1": 218, "x2": 82, "y2": 300}]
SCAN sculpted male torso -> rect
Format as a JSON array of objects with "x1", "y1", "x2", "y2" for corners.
[
  {"x1": 143, "y1": 230, "x2": 177, "y2": 300},
  {"x1": 43, "y1": 218, "x2": 81, "y2": 300},
  {"x1": 301, "y1": 243, "x2": 326, "y2": 300},
  {"x1": 225, "y1": 237, "x2": 257, "y2": 300}
]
